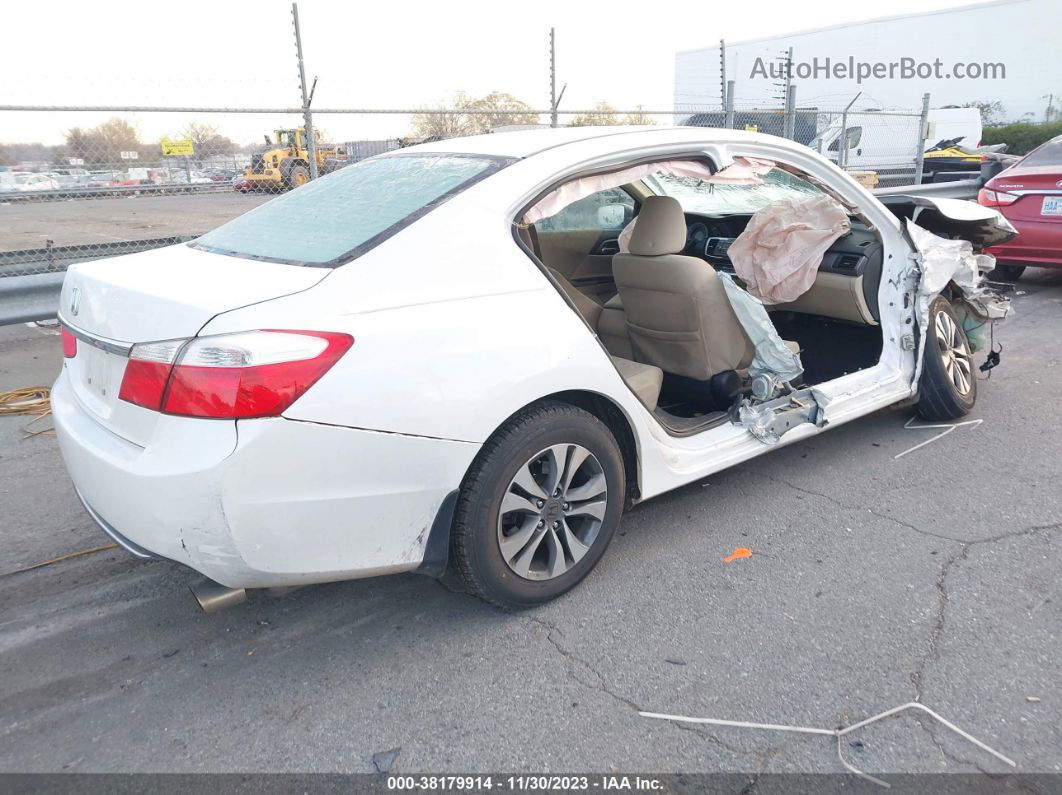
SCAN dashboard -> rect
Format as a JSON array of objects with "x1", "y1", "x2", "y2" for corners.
[{"x1": 682, "y1": 212, "x2": 884, "y2": 323}]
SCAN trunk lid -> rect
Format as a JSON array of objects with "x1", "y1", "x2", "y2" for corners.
[
  {"x1": 988, "y1": 165, "x2": 1062, "y2": 224},
  {"x1": 60, "y1": 243, "x2": 330, "y2": 444}
]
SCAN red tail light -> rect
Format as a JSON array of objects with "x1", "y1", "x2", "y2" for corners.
[
  {"x1": 117, "y1": 330, "x2": 353, "y2": 419},
  {"x1": 977, "y1": 188, "x2": 1018, "y2": 208},
  {"x1": 61, "y1": 327, "x2": 77, "y2": 358}
]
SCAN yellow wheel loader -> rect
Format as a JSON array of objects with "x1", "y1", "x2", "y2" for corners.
[{"x1": 243, "y1": 127, "x2": 346, "y2": 192}]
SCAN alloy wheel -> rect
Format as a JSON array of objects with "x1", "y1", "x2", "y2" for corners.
[
  {"x1": 935, "y1": 309, "x2": 973, "y2": 396},
  {"x1": 496, "y1": 444, "x2": 608, "y2": 581}
]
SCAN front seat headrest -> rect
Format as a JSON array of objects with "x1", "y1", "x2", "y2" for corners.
[{"x1": 628, "y1": 195, "x2": 687, "y2": 256}]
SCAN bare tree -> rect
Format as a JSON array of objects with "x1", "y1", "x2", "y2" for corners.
[
  {"x1": 568, "y1": 102, "x2": 622, "y2": 127},
  {"x1": 409, "y1": 92, "x2": 540, "y2": 140},
  {"x1": 63, "y1": 117, "x2": 141, "y2": 166},
  {"x1": 961, "y1": 101, "x2": 1007, "y2": 127},
  {"x1": 410, "y1": 93, "x2": 478, "y2": 140},
  {"x1": 462, "y1": 92, "x2": 540, "y2": 133},
  {"x1": 621, "y1": 105, "x2": 656, "y2": 126},
  {"x1": 181, "y1": 122, "x2": 237, "y2": 155}
]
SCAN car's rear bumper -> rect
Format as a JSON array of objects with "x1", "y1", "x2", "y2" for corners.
[
  {"x1": 987, "y1": 215, "x2": 1062, "y2": 268},
  {"x1": 52, "y1": 371, "x2": 479, "y2": 588}
]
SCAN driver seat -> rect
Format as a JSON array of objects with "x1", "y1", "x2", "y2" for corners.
[{"x1": 612, "y1": 196, "x2": 755, "y2": 381}]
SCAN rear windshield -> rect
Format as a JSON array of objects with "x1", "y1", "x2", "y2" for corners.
[
  {"x1": 1021, "y1": 140, "x2": 1062, "y2": 168},
  {"x1": 191, "y1": 153, "x2": 509, "y2": 266}
]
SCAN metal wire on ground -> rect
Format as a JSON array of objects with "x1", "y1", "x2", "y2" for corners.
[{"x1": 640, "y1": 702, "x2": 1016, "y2": 788}]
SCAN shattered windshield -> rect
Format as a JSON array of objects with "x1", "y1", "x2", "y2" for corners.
[
  {"x1": 192, "y1": 154, "x2": 509, "y2": 266},
  {"x1": 647, "y1": 168, "x2": 823, "y2": 215}
]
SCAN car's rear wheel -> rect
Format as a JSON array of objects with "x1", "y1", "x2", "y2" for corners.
[
  {"x1": 988, "y1": 263, "x2": 1025, "y2": 282},
  {"x1": 916, "y1": 296, "x2": 977, "y2": 421},
  {"x1": 451, "y1": 401, "x2": 625, "y2": 608}
]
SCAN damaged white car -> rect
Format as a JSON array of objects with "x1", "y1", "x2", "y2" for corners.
[{"x1": 53, "y1": 127, "x2": 1014, "y2": 609}]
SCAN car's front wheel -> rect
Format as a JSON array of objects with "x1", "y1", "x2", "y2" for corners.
[
  {"x1": 916, "y1": 295, "x2": 977, "y2": 421},
  {"x1": 451, "y1": 401, "x2": 625, "y2": 608}
]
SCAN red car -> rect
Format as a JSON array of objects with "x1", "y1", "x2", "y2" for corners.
[{"x1": 977, "y1": 134, "x2": 1062, "y2": 280}]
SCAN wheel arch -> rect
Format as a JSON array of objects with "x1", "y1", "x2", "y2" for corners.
[
  {"x1": 414, "y1": 389, "x2": 643, "y2": 581},
  {"x1": 543, "y1": 390, "x2": 642, "y2": 505}
]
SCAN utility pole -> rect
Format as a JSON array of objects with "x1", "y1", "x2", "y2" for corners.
[
  {"x1": 550, "y1": 28, "x2": 558, "y2": 128},
  {"x1": 292, "y1": 2, "x2": 318, "y2": 180}
]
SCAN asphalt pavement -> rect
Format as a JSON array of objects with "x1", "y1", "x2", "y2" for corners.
[
  {"x1": 0, "y1": 192, "x2": 270, "y2": 252},
  {"x1": 0, "y1": 270, "x2": 1059, "y2": 783}
]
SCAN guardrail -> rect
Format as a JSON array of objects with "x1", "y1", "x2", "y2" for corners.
[
  {"x1": 0, "y1": 236, "x2": 196, "y2": 278},
  {"x1": 0, "y1": 236, "x2": 196, "y2": 326},
  {"x1": 0, "y1": 272, "x2": 68, "y2": 325},
  {"x1": 0, "y1": 181, "x2": 235, "y2": 204},
  {"x1": 872, "y1": 178, "x2": 983, "y2": 201}
]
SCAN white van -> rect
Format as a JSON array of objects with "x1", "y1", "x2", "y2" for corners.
[{"x1": 810, "y1": 107, "x2": 982, "y2": 172}]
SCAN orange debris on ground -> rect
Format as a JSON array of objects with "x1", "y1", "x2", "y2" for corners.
[{"x1": 723, "y1": 548, "x2": 753, "y2": 563}]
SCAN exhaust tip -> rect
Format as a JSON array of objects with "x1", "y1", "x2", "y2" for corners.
[{"x1": 190, "y1": 578, "x2": 247, "y2": 613}]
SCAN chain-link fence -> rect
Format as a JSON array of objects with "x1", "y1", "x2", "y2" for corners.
[{"x1": 0, "y1": 99, "x2": 929, "y2": 286}]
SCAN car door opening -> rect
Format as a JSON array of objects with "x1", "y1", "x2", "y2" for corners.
[{"x1": 517, "y1": 157, "x2": 886, "y2": 437}]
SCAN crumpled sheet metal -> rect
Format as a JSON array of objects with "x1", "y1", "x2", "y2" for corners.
[
  {"x1": 905, "y1": 218, "x2": 1011, "y2": 384},
  {"x1": 905, "y1": 219, "x2": 1011, "y2": 323},
  {"x1": 718, "y1": 272, "x2": 804, "y2": 383},
  {"x1": 728, "y1": 194, "x2": 851, "y2": 305}
]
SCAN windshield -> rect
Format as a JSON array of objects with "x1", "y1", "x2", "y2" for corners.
[
  {"x1": 646, "y1": 167, "x2": 823, "y2": 215},
  {"x1": 192, "y1": 154, "x2": 508, "y2": 266}
]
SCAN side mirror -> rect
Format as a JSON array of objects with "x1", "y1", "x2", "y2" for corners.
[{"x1": 597, "y1": 204, "x2": 627, "y2": 228}]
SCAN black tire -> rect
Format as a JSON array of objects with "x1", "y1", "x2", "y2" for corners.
[
  {"x1": 451, "y1": 401, "x2": 625, "y2": 608},
  {"x1": 988, "y1": 263, "x2": 1025, "y2": 282},
  {"x1": 285, "y1": 164, "x2": 310, "y2": 189},
  {"x1": 916, "y1": 296, "x2": 977, "y2": 422}
]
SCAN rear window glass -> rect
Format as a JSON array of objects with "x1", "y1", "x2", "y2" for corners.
[
  {"x1": 192, "y1": 154, "x2": 509, "y2": 266},
  {"x1": 1021, "y1": 140, "x2": 1062, "y2": 168}
]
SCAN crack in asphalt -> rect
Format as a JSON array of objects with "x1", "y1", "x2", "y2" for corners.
[
  {"x1": 524, "y1": 614, "x2": 762, "y2": 761},
  {"x1": 738, "y1": 468, "x2": 964, "y2": 544},
  {"x1": 524, "y1": 614, "x2": 645, "y2": 714},
  {"x1": 912, "y1": 521, "x2": 1062, "y2": 702}
]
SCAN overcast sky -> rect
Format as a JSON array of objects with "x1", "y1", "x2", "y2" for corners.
[{"x1": 4, "y1": 0, "x2": 990, "y2": 145}]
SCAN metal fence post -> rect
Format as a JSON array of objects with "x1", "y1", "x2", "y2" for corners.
[
  {"x1": 913, "y1": 92, "x2": 931, "y2": 185},
  {"x1": 292, "y1": 2, "x2": 318, "y2": 181},
  {"x1": 784, "y1": 84, "x2": 797, "y2": 140},
  {"x1": 724, "y1": 80, "x2": 735, "y2": 129}
]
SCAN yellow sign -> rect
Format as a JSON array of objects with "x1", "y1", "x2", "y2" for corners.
[
  {"x1": 161, "y1": 137, "x2": 194, "y2": 157},
  {"x1": 744, "y1": 123, "x2": 759, "y2": 132}
]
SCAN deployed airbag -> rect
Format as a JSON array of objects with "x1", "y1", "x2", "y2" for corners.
[
  {"x1": 728, "y1": 194, "x2": 850, "y2": 304},
  {"x1": 717, "y1": 272, "x2": 804, "y2": 384}
]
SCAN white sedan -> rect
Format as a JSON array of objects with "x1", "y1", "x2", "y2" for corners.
[{"x1": 53, "y1": 126, "x2": 1013, "y2": 609}]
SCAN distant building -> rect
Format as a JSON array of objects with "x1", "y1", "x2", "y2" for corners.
[{"x1": 675, "y1": 0, "x2": 1060, "y2": 122}]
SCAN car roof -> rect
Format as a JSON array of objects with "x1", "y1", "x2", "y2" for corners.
[{"x1": 401, "y1": 125, "x2": 781, "y2": 160}]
